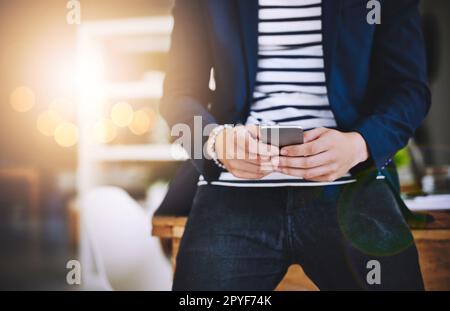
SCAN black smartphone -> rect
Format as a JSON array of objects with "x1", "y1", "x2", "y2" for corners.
[{"x1": 259, "y1": 125, "x2": 304, "y2": 148}]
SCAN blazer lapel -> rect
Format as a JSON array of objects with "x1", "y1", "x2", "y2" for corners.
[
  {"x1": 322, "y1": 0, "x2": 343, "y2": 91},
  {"x1": 236, "y1": 0, "x2": 258, "y2": 112}
]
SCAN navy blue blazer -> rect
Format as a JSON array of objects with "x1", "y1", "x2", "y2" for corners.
[{"x1": 156, "y1": 0, "x2": 430, "y2": 216}]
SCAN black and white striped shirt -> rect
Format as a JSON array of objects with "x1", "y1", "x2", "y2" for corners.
[
  {"x1": 199, "y1": 0, "x2": 356, "y2": 187},
  {"x1": 247, "y1": 0, "x2": 336, "y2": 129}
]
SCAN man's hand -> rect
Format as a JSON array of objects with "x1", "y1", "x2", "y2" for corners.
[
  {"x1": 273, "y1": 128, "x2": 369, "y2": 182},
  {"x1": 213, "y1": 125, "x2": 279, "y2": 179}
]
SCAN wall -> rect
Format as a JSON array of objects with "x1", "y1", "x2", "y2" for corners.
[{"x1": 421, "y1": 0, "x2": 450, "y2": 165}]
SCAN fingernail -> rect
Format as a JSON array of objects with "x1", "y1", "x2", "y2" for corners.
[{"x1": 281, "y1": 149, "x2": 287, "y2": 156}]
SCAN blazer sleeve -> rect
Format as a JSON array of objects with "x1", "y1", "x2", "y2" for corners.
[
  {"x1": 160, "y1": 0, "x2": 222, "y2": 180},
  {"x1": 352, "y1": 0, "x2": 431, "y2": 170}
]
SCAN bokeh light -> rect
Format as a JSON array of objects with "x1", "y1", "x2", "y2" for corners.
[
  {"x1": 129, "y1": 108, "x2": 156, "y2": 135},
  {"x1": 111, "y1": 101, "x2": 134, "y2": 127},
  {"x1": 10, "y1": 86, "x2": 35, "y2": 112},
  {"x1": 94, "y1": 118, "x2": 118, "y2": 143},
  {"x1": 54, "y1": 122, "x2": 79, "y2": 147},
  {"x1": 36, "y1": 110, "x2": 64, "y2": 137}
]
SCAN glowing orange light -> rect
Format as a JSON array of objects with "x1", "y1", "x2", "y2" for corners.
[
  {"x1": 54, "y1": 122, "x2": 79, "y2": 147},
  {"x1": 36, "y1": 110, "x2": 64, "y2": 137},
  {"x1": 129, "y1": 108, "x2": 156, "y2": 135},
  {"x1": 10, "y1": 86, "x2": 35, "y2": 112},
  {"x1": 111, "y1": 101, "x2": 134, "y2": 127},
  {"x1": 94, "y1": 118, "x2": 117, "y2": 143}
]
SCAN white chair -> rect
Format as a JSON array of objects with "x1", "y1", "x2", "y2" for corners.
[{"x1": 80, "y1": 186, "x2": 172, "y2": 290}]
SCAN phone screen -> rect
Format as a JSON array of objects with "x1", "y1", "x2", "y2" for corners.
[{"x1": 260, "y1": 126, "x2": 304, "y2": 147}]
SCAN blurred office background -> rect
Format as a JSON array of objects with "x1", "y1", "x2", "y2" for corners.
[{"x1": 0, "y1": 0, "x2": 449, "y2": 290}]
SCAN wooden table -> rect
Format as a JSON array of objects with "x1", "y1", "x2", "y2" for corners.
[{"x1": 152, "y1": 211, "x2": 450, "y2": 291}]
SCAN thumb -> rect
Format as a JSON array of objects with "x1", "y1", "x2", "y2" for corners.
[
  {"x1": 245, "y1": 124, "x2": 260, "y2": 139},
  {"x1": 303, "y1": 127, "x2": 329, "y2": 143}
]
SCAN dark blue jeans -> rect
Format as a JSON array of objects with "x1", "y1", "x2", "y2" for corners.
[{"x1": 173, "y1": 178, "x2": 424, "y2": 291}]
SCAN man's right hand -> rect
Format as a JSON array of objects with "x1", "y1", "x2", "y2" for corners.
[{"x1": 213, "y1": 125, "x2": 279, "y2": 179}]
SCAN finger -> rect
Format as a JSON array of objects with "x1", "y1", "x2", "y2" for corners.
[
  {"x1": 246, "y1": 133, "x2": 279, "y2": 158},
  {"x1": 244, "y1": 156, "x2": 270, "y2": 166},
  {"x1": 231, "y1": 169, "x2": 267, "y2": 180},
  {"x1": 232, "y1": 126, "x2": 256, "y2": 160},
  {"x1": 275, "y1": 151, "x2": 334, "y2": 169},
  {"x1": 256, "y1": 138, "x2": 279, "y2": 157},
  {"x1": 238, "y1": 125, "x2": 279, "y2": 157},
  {"x1": 303, "y1": 127, "x2": 329, "y2": 143},
  {"x1": 245, "y1": 124, "x2": 260, "y2": 139},
  {"x1": 301, "y1": 164, "x2": 338, "y2": 180},
  {"x1": 281, "y1": 138, "x2": 330, "y2": 157},
  {"x1": 228, "y1": 159, "x2": 274, "y2": 174},
  {"x1": 278, "y1": 167, "x2": 306, "y2": 178},
  {"x1": 279, "y1": 164, "x2": 336, "y2": 180},
  {"x1": 224, "y1": 140, "x2": 271, "y2": 164}
]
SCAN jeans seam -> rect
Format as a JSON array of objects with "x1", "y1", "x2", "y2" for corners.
[{"x1": 285, "y1": 188, "x2": 296, "y2": 263}]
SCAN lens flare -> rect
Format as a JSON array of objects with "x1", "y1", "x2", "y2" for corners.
[
  {"x1": 10, "y1": 86, "x2": 35, "y2": 112},
  {"x1": 54, "y1": 122, "x2": 79, "y2": 147},
  {"x1": 94, "y1": 118, "x2": 117, "y2": 143},
  {"x1": 36, "y1": 110, "x2": 64, "y2": 137},
  {"x1": 129, "y1": 108, "x2": 156, "y2": 135},
  {"x1": 111, "y1": 101, "x2": 134, "y2": 127}
]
